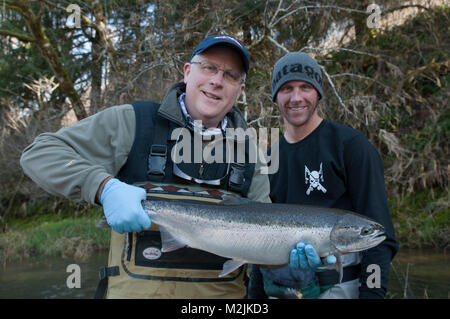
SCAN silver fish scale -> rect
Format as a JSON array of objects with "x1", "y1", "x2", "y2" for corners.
[
  {"x1": 144, "y1": 200, "x2": 341, "y2": 264},
  {"x1": 148, "y1": 200, "x2": 343, "y2": 225}
]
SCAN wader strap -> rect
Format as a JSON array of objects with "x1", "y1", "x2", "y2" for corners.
[
  {"x1": 94, "y1": 266, "x2": 120, "y2": 299},
  {"x1": 228, "y1": 162, "x2": 246, "y2": 193},
  {"x1": 317, "y1": 264, "x2": 361, "y2": 287},
  {"x1": 226, "y1": 138, "x2": 255, "y2": 197},
  {"x1": 147, "y1": 116, "x2": 170, "y2": 179}
]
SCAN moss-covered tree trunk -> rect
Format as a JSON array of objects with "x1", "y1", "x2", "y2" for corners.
[{"x1": 8, "y1": 0, "x2": 88, "y2": 120}]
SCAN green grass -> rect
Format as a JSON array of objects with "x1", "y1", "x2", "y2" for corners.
[
  {"x1": 0, "y1": 210, "x2": 110, "y2": 264},
  {"x1": 389, "y1": 188, "x2": 449, "y2": 248}
]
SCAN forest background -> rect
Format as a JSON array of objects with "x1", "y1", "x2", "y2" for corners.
[{"x1": 0, "y1": 0, "x2": 448, "y2": 263}]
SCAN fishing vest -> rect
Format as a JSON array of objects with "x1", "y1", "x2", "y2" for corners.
[{"x1": 96, "y1": 100, "x2": 256, "y2": 299}]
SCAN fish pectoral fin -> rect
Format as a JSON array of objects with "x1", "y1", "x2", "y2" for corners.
[
  {"x1": 159, "y1": 226, "x2": 186, "y2": 252},
  {"x1": 218, "y1": 259, "x2": 246, "y2": 278},
  {"x1": 335, "y1": 253, "x2": 343, "y2": 283}
]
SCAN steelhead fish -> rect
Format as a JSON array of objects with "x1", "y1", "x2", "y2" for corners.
[{"x1": 142, "y1": 196, "x2": 386, "y2": 282}]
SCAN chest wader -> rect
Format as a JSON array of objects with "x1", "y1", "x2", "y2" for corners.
[{"x1": 94, "y1": 101, "x2": 255, "y2": 299}]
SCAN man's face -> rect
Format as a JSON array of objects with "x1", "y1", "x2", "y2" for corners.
[
  {"x1": 183, "y1": 46, "x2": 245, "y2": 128},
  {"x1": 275, "y1": 80, "x2": 320, "y2": 128}
]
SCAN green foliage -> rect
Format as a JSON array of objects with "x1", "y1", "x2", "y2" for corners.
[
  {"x1": 0, "y1": 208, "x2": 110, "y2": 263},
  {"x1": 404, "y1": 110, "x2": 449, "y2": 153},
  {"x1": 389, "y1": 188, "x2": 449, "y2": 248},
  {"x1": 0, "y1": 39, "x2": 52, "y2": 108}
]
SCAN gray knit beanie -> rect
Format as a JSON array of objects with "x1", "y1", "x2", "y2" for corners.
[{"x1": 272, "y1": 52, "x2": 323, "y2": 101}]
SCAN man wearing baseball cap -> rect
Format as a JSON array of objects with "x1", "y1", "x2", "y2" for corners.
[
  {"x1": 249, "y1": 52, "x2": 398, "y2": 299},
  {"x1": 20, "y1": 34, "x2": 271, "y2": 298}
]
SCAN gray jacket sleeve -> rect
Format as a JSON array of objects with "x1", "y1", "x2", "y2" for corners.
[{"x1": 20, "y1": 104, "x2": 136, "y2": 204}]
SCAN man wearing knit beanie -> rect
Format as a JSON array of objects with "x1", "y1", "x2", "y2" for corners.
[
  {"x1": 271, "y1": 52, "x2": 325, "y2": 143},
  {"x1": 248, "y1": 52, "x2": 398, "y2": 299},
  {"x1": 272, "y1": 52, "x2": 324, "y2": 101}
]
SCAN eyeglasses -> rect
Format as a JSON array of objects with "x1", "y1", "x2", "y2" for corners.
[{"x1": 190, "y1": 60, "x2": 244, "y2": 85}]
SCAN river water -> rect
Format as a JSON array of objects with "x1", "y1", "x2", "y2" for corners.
[
  {"x1": 0, "y1": 248, "x2": 448, "y2": 299},
  {"x1": 387, "y1": 248, "x2": 449, "y2": 299},
  {"x1": 0, "y1": 252, "x2": 108, "y2": 299}
]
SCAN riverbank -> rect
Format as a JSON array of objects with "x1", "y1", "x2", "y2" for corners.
[{"x1": 0, "y1": 209, "x2": 110, "y2": 265}]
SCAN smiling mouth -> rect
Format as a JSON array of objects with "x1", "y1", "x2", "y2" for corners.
[
  {"x1": 202, "y1": 91, "x2": 221, "y2": 100},
  {"x1": 288, "y1": 106, "x2": 306, "y2": 111}
]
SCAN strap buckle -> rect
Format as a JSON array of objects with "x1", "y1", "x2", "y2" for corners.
[{"x1": 147, "y1": 144, "x2": 167, "y2": 176}]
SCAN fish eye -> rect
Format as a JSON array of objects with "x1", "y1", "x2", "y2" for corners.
[{"x1": 360, "y1": 227, "x2": 374, "y2": 236}]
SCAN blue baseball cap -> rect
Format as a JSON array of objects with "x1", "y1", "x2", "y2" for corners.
[{"x1": 190, "y1": 35, "x2": 250, "y2": 74}]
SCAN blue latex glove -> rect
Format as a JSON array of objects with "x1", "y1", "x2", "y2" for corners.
[
  {"x1": 289, "y1": 242, "x2": 336, "y2": 271},
  {"x1": 101, "y1": 178, "x2": 151, "y2": 234}
]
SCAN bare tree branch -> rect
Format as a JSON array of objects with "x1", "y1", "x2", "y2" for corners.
[
  {"x1": 113, "y1": 62, "x2": 169, "y2": 100},
  {"x1": 0, "y1": 28, "x2": 34, "y2": 42},
  {"x1": 381, "y1": 4, "x2": 431, "y2": 16},
  {"x1": 89, "y1": 0, "x2": 120, "y2": 72},
  {"x1": 270, "y1": 4, "x2": 367, "y2": 27},
  {"x1": 300, "y1": 46, "x2": 379, "y2": 59},
  {"x1": 330, "y1": 73, "x2": 396, "y2": 93},
  {"x1": 267, "y1": 35, "x2": 289, "y2": 54},
  {"x1": 320, "y1": 65, "x2": 358, "y2": 120}
]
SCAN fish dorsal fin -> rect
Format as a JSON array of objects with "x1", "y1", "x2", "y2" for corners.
[
  {"x1": 220, "y1": 195, "x2": 255, "y2": 205},
  {"x1": 159, "y1": 226, "x2": 186, "y2": 252},
  {"x1": 219, "y1": 259, "x2": 247, "y2": 277}
]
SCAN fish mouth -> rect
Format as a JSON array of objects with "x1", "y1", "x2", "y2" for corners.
[
  {"x1": 332, "y1": 231, "x2": 387, "y2": 254},
  {"x1": 364, "y1": 232, "x2": 386, "y2": 249},
  {"x1": 372, "y1": 233, "x2": 386, "y2": 244}
]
